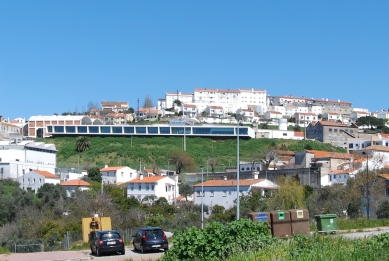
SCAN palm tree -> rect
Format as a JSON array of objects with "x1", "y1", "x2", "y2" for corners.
[{"x1": 75, "y1": 136, "x2": 91, "y2": 152}]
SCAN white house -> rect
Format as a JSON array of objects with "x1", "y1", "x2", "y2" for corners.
[
  {"x1": 181, "y1": 104, "x2": 198, "y2": 118},
  {"x1": 19, "y1": 170, "x2": 60, "y2": 193},
  {"x1": 293, "y1": 112, "x2": 317, "y2": 127},
  {"x1": 264, "y1": 111, "x2": 283, "y2": 120},
  {"x1": 237, "y1": 108, "x2": 255, "y2": 122},
  {"x1": 126, "y1": 174, "x2": 179, "y2": 204},
  {"x1": 192, "y1": 178, "x2": 278, "y2": 211},
  {"x1": 60, "y1": 179, "x2": 91, "y2": 197},
  {"x1": 349, "y1": 110, "x2": 369, "y2": 122},
  {"x1": 100, "y1": 166, "x2": 138, "y2": 185},
  {"x1": 323, "y1": 112, "x2": 342, "y2": 122},
  {"x1": 321, "y1": 169, "x2": 358, "y2": 187},
  {"x1": 0, "y1": 140, "x2": 57, "y2": 180},
  {"x1": 206, "y1": 105, "x2": 225, "y2": 118},
  {"x1": 377, "y1": 111, "x2": 389, "y2": 120}
]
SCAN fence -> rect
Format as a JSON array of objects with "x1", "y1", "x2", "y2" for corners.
[
  {"x1": 14, "y1": 243, "x2": 44, "y2": 253},
  {"x1": 61, "y1": 231, "x2": 83, "y2": 251}
]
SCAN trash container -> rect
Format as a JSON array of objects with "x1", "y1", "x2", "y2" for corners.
[
  {"x1": 289, "y1": 209, "x2": 310, "y2": 236},
  {"x1": 315, "y1": 214, "x2": 337, "y2": 233},
  {"x1": 248, "y1": 212, "x2": 271, "y2": 233},
  {"x1": 270, "y1": 210, "x2": 292, "y2": 238}
]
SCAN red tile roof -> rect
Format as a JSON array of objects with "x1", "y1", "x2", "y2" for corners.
[
  {"x1": 34, "y1": 170, "x2": 59, "y2": 179},
  {"x1": 61, "y1": 179, "x2": 90, "y2": 186},
  {"x1": 100, "y1": 166, "x2": 127, "y2": 172},
  {"x1": 128, "y1": 176, "x2": 166, "y2": 183}
]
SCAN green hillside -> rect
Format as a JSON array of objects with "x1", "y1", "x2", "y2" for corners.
[{"x1": 40, "y1": 136, "x2": 346, "y2": 173}]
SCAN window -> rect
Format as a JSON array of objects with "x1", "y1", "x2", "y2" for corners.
[
  {"x1": 222, "y1": 190, "x2": 227, "y2": 197},
  {"x1": 146, "y1": 185, "x2": 149, "y2": 191},
  {"x1": 329, "y1": 128, "x2": 332, "y2": 132},
  {"x1": 240, "y1": 190, "x2": 243, "y2": 196},
  {"x1": 151, "y1": 185, "x2": 154, "y2": 190},
  {"x1": 334, "y1": 129, "x2": 338, "y2": 133},
  {"x1": 210, "y1": 190, "x2": 214, "y2": 197},
  {"x1": 130, "y1": 186, "x2": 134, "y2": 191},
  {"x1": 138, "y1": 185, "x2": 141, "y2": 191},
  {"x1": 196, "y1": 191, "x2": 201, "y2": 197}
]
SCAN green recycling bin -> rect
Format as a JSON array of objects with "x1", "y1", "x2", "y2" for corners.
[{"x1": 315, "y1": 214, "x2": 337, "y2": 233}]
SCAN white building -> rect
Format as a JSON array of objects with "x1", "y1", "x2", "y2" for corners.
[
  {"x1": 293, "y1": 112, "x2": 318, "y2": 127},
  {"x1": 165, "y1": 92, "x2": 194, "y2": 111},
  {"x1": 19, "y1": 170, "x2": 60, "y2": 193},
  {"x1": 193, "y1": 178, "x2": 278, "y2": 211},
  {"x1": 377, "y1": 111, "x2": 389, "y2": 120},
  {"x1": 127, "y1": 174, "x2": 179, "y2": 204},
  {"x1": 193, "y1": 88, "x2": 266, "y2": 115},
  {"x1": 60, "y1": 179, "x2": 91, "y2": 197},
  {"x1": 0, "y1": 141, "x2": 56, "y2": 180},
  {"x1": 100, "y1": 166, "x2": 138, "y2": 185}
]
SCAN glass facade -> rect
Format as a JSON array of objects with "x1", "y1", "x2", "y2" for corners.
[
  {"x1": 89, "y1": 126, "x2": 99, "y2": 133},
  {"x1": 77, "y1": 126, "x2": 88, "y2": 133},
  {"x1": 101, "y1": 127, "x2": 111, "y2": 133},
  {"x1": 136, "y1": 127, "x2": 146, "y2": 133},
  {"x1": 65, "y1": 126, "x2": 76, "y2": 133},
  {"x1": 46, "y1": 124, "x2": 252, "y2": 138},
  {"x1": 54, "y1": 126, "x2": 64, "y2": 133},
  {"x1": 112, "y1": 127, "x2": 122, "y2": 133},
  {"x1": 160, "y1": 127, "x2": 170, "y2": 134},
  {"x1": 148, "y1": 127, "x2": 158, "y2": 134},
  {"x1": 124, "y1": 127, "x2": 134, "y2": 133}
]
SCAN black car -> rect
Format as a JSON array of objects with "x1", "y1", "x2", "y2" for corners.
[
  {"x1": 132, "y1": 227, "x2": 169, "y2": 253},
  {"x1": 89, "y1": 230, "x2": 125, "y2": 256}
]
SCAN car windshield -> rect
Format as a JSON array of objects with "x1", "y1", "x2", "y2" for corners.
[
  {"x1": 146, "y1": 230, "x2": 163, "y2": 236},
  {"x1": 101, "y1": 233, "x2": 120, "y2": 240}
]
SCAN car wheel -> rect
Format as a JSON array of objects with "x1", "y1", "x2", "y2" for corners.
[
  {"x1": 96, "y1": 248, "x2": 101, "y2": 257},
  {"x1": 121, "y1": 249, "x2": 125, "y2": 255},
  {"x1": 90, "y1": 246, "x2": 94, "y2": 254},
  {"x1": 164, "y1": 246, "x2": 169, "y2": 252},
  {"x1": 140, "y1": 245, "x2": 145, "y2": 254},
  {"x1": 133, "y1": 242, "x2": 137, "y2": 251}
]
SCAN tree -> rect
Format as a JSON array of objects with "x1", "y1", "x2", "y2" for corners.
[
  {"x1": 143, "y1": 95, "x2": 154, "y2": 108},
  {"x1": 75, "y1": 136, "x2": 91, "y2": 152},
  {"x1": 37, "y1": 184, "x2": 67, "y2": 211},
  {"x1": 168, "y1": 149, "x2": 196, "y2": 174},
  {"x1": 87, "y1": 101, "x2": 100, "y2": 112},
  {"x1": 207, "y1": 158, "x2": 219, "y2": 173},
  {"x1": 179, "y1": 183, "x2": 193, "y2": 201},
  {"x1": 88, "y1": 167, "x2": 102, "y2": 182},
  {"x1": 128, "y1": 108, "x2": 134, "y2": 114},
  {"x1": 268, "y1": 176, "x2": 305, "y2": 210}
]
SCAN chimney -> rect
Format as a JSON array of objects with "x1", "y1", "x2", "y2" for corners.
[
  {"x1": 224, "y1": 176, "x2": 227, "y2": 180},
  {"x1": 105, "y1": 164, "x2": 108, "y2": 168},
  {"x1": 254, "y1": 173, "x2": 258, "y2": 180},
  {"x1": 140, "y1": 173, "x2": 143, "y2": 180}
]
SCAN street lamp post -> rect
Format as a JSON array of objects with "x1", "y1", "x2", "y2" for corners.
[
  {"x1": 362, "y1": 151, "x2": 370, "y2": 219},
  {"x1": 199, "y1": 165, "x2": 204, "y2": 229},
  {"x1": 236, "y1": 116, "x2": 241, "y2": 220}
]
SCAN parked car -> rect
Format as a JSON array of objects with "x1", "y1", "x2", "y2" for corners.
[
  {"x1": 89, "y1": 230, "x2": 125, "y2": 256},
  {"x1": 132, "y1": 227, "x2": 169, "y2": 253}
]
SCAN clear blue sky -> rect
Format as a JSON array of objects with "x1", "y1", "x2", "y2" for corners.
[{"x1": 1, "y1": 1, "x2": 388, "y2": 120}]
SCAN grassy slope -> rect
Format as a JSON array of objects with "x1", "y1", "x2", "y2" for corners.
[{"x1": 40, "y1": 136, "x2": 346, "y2": 172}]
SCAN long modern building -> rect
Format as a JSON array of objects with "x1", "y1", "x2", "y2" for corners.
[{"x1": 46, "y1": 123, "x2": 255, "y2": 139}]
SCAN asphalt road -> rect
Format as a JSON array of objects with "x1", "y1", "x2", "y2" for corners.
[{"x1": 0, "y1": 246, "x2": 165, "y2": 261}]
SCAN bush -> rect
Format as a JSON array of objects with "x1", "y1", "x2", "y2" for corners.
[{"x1": 161, "y1": 219, "x2": 274, "y2": 261}]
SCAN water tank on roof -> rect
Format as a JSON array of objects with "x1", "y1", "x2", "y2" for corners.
[{"x1": 279, "y1": 118, "x2": 287, "y2": 131}]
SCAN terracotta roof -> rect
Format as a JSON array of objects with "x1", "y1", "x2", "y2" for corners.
[
  {"x1": 295, "y1": 112, "x2": 316, "y2": 116},
  {"x1": 210, "y1": 106, "x2": 223, "y2": 109},
  {"x1": 193, "y1": 179, "x2": 264, "y2": 187},
  {"x1": 328, "y1": 168, "x2": 357, "y2": 174},
  {"x1": 184, "y1": 104, "x2": 197, "y2": 107},
  {"x1": 294, "y1": 132, "x2": 304, "y2": 137},
  {"x1": 317, "y1": 121, "x2": 348, "y2": 127},
  {"x1": 106, "y1": 113, "x2": 126, "y2": 117},
  {"x1": 266, "y1": 111, "x2": 282, "y2": 114},
  {"x1": 378, "y1": 174, "x2": 389, "y2": 180},
  {"x1": 61, "y1": 179, "x2": 90, "y2": 186},
  {"x1": 128, "y1": 176, "x2": 166, "y2": 183},
  {"x1": 100, "y1": 166, "x2": 127, "y2": 172},
  {"x1": 33, "y1": 170, "x2": 59, "y2": 179},
  {"x1": 274, "y1": 150, "x2": 296, "y2": 156},
  {"x1": 306, "y1": 150, "x2": 352, "y2": 160},
  {"x1": 365, "y1": 145, "x2": 389, "y2": 152}
]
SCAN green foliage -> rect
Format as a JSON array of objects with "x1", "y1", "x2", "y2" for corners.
[
  {"x1": 161, "y1": 219, "x2": 274, "y2": 261},
  {"x1": 376, "y1": 201, "x2": 389, "y2": 219},
  {"x1": 36, "y1": 183, "x2": 67, "y2": 210},
  {"x1": 87, "y1": 167, "x2": 102, "y2": 182},
  {"x1": 75, "y1": 136, "x2": 91, "y2": 152},
  {"x1": 179, "y1": 183, "x2": 193, "y2": 200},
  {"x1": 269, "y1": 176, "x2": 305, "y2": 210},
  {"x1": 41, "y1": 136, "x2": 345, "y2": 173}
]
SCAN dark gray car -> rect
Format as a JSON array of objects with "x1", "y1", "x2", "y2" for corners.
[
  {"x1": 89, "y1": 230, "x2": 125, "y2": 256},
  {"x1": 132, "y1": 227, "x2": 169, "y2": 253}
]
